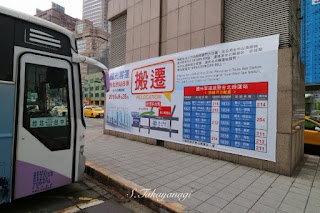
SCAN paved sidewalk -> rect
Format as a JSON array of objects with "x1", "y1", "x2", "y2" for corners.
[{"x1": 84, "y1": 128, "x2": 320, "y2": 213}]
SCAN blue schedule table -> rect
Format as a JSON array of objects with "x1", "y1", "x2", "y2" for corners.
[{"x1": 183, "y1": 82, "x2": 268, "y2": 153}]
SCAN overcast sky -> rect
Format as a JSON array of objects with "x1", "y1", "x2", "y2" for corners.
[{"x1": 0, "y1": 0, "x2": 83, "y2": 19}]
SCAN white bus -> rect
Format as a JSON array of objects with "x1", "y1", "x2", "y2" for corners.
[{"x1": 0, "y1": 6, "x2": 109, "y2": 204}]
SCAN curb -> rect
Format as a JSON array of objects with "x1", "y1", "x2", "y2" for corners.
[{"x1": 85, "y1": 161, "x2": 188, "y2": 213}]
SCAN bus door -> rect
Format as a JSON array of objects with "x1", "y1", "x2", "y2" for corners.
[{"x1": 14, "y1": 54, "x2": 75, "y2": 199}]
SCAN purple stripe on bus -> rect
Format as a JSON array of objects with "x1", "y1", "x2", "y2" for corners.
[{"x1": 14, "y1": 160, "x2": 71, "y2": 199}]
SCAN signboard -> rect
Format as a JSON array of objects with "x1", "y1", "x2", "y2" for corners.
[
  {"x1": 30, "y1": 117, "x2": 67, "y2": 128},
  {"x1": 105, "y1": 35, "x2": 279, "y2": 162},
  {"x1": 313, "y1": 0, "x2": 320, "y2": 5}
]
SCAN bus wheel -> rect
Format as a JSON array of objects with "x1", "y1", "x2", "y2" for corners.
[{"x1": 91, "y1": 113, "x2": 93, "y2": 118}]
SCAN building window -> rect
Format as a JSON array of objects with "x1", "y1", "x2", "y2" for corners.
[
  {"x1": 95, "y1": 86, "x2": 99, "y2": 90},
  {"x1": 0, "y1": 15, "x2": 14, "y2": 81},
  {"x1": 110, "y1": 14, "x2": 127, "y2": 68},
  {"x1": 95, "y1": 93, "x2": 99, "y2": 97},
  {"x1": 101, "y1": 85, "x2": 105, "y2": 90},
  {"x1": 77, "y1": 40, "x2": 86, "y2": 45},
  {"x1": 101, "y1": 93, "x2": 104, "y2": 97},
  {"x1": 76, "y1": 23, "x2": 83, "y2": 34},
  {"x1": 224, "y1": 0, "x2": 289, "y2": 48}
]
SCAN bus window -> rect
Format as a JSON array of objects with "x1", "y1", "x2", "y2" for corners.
[
  {"x1": 23, "y1": 63, "x2": 71, "y2": 151},
  {"x1": 0, "y1": 14, "x2": 14, "y2": 81}
]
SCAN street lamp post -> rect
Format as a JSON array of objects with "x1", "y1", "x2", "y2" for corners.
[
  {"x1": 88, "y1": 86, "x2": 92, "y2": 104},
  {"x1": 82, "y1": 82, "x2": 91, "y2": 105}
]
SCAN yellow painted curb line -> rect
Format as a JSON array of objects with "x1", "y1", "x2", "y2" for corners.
[
  {"x1": 54, "y1": 199, "x2": 104, "y2": 213},
  {"x1": 85, "y1": 161, "x2": 187, "y2": 213}
]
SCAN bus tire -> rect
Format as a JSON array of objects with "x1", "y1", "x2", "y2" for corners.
[{"x1": 91, "y1": 113, "x2": 93, "y2": 118}]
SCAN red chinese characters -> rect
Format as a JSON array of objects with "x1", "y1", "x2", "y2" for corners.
[
  {"x1": 146, "y1": 101, "x2": 161, "y2": 107},
  {"x1": 159, "y1": 107, "x2": 171, "y2": 117},
  {"x1": 134, "y1": 71, "x2": 148, "y2": 90},
  {"x1": 184, "y1": 82, "x2": 268, "y2": 96},
  {"x1": 151, "y1": 67, "x2": 166, "y2": 89},
  {"x1": 134, "y1": 68, "x2": 167, "y2": 90},
  {"x1": 131, "y1": 60, "x2": 174, "y2": 95}
]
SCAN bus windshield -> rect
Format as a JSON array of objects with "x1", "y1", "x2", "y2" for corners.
[{"x1": 23, "y1": 63, "x2": 71, "y2": 151}]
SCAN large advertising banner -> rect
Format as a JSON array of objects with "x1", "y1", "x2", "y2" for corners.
[{"x1": 105, "y1": 35, "x2": 279, "y2": 162}]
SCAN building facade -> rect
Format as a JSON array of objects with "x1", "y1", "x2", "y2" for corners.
[
  {"x1": 83, "y1": 0, "x2": 110, "y2": 33},
  {"x1": 106, "y1": 0, "x2": 304, "y2": 176},
  {"x1": 83, "y1": 72, "x2": 105, "y2": 106},
  {"x1": 301, "y1": 0, "x2": 320, "y2": 116},
  {"x1": 35, "y1": 2, "x2": 79, "y2": 31},
  {"x1": 301, "y1": 0, "x2": 320, "y2": 84},
  {"x1": 74, "y1": 19, "x2": 109, "y2": 79}
]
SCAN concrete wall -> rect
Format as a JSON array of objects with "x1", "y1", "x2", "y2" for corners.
[{"x1": 106, "y1": 0, "x2": 305, "y2": 176}]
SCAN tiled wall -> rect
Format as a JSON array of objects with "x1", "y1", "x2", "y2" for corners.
[
  {"x1": 108, "y1": 0, "x2": 161, "y2": 63},
  {"x1": 161, "y1": 0, "x2": 223, "y2": 55},
  {"x1": 107, "y1": 0, "x2": 223, "y2": 62}
]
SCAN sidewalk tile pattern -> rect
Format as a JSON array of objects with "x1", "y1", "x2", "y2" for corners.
[{"x1": 85, "y1": 128, "x2": 320, "y2": 213}]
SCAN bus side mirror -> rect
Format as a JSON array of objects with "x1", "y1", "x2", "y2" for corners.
[{"x1": 102, "y1": 70, "x2": 110, "y2": 92}]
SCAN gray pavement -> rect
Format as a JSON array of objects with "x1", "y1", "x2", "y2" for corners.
[
  {"x1": 0, "y1": 176, "x2": 136, "y2": 213},
  {"x1": 0, "y1": 116, "x2": 154, "y2": 213},
  {"x1": 84, "y1": 117, "x2": 320, "y2": 213}
]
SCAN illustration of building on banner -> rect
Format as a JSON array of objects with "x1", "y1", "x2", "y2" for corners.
[
  {"x1": 106, "y1": 106, "x2": 132, "y2": 130},
  {"x1": 183, "y1": 82, "x2": 268, "y2": 152},
  {"x1": 132, "y1": 106, "x2": 179, "y2": 137}
]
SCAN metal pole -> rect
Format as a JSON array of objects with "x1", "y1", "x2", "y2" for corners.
[
  {"x1": 148, "y1": 107, "x2": 153, "y2": 134},
  {"x1": 169, "y1": 105, "x2": 176, "y2": 138}
]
